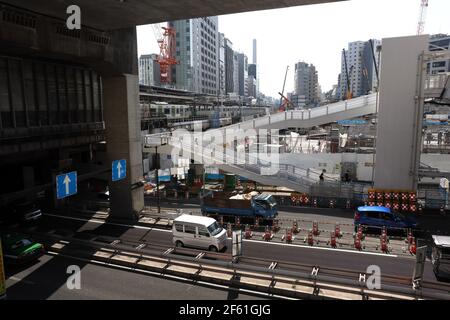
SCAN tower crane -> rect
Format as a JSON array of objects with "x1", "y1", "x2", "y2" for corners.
[
  {"x1": 152, "y1": 23, "x2": 178, "y2": 84},
  {"x1": 342, "y1": 49, "x2": 353, "y2": 100},
  {"x1": 417, "y1": 0, "x2": 429, "y2": 35}
]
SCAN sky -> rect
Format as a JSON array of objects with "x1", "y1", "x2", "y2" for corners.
[{"x1": 137, "y1": 0, "x2": 450, "y2": 98}]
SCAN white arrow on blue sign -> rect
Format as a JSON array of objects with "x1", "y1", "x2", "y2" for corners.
[
  {"x1": 56, "y1": 171, "x2": 77, "y2": 199},
  {"x1": 112, "y1": 159, "x2": 126, "y2": 181}
]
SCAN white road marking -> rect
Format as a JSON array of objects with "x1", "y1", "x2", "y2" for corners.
[
  {"x1": 8, "y1": 276, "x2": 35, "y2": 285},
  {"x1": 45, "y1": 213, "x2": 398, "y2": 257}
]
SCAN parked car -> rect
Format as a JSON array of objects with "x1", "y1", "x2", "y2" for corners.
[
  {"x1": 354, "y1": 206, "x2": 419, "y2": 233},
  {"x1": 0, "y1": 201, "x2": 42, "y2": 226},
  {"x1": 1, "y1": 232, "x2": 45, "y2": 264}
]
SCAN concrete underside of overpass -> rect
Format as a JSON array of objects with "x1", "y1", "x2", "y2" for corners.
[
  {"x1": 0, "y1": 0, "x2": 346, "y2": 220},
  {"x1": 2, "y1": 0, "x2": 346, "y2": 30}
]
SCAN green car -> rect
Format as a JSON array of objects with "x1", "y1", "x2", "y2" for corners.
[{"x1": 1, "y1": 233, "x2": 44, "y2": 264}]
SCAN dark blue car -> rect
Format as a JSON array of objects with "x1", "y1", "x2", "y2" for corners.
[{"x1": 354, "y1": 206, "x2": 419, "y2": 233}]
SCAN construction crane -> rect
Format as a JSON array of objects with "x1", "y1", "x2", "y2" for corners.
[
  {"x1": 152, "y1": 23, "x2": 178, "y2": 84},
  {"x1": 342, "y1": 49, "x2": 353, "y2": 100},
  {"x1": 417, "y1": 0, "x2": 429, "y2": 35},
  {"x1": 278, "y1": 65, "x2": 289, "y2": 111}
]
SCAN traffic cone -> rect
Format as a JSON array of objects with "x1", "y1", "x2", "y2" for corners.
[
  {"x1": 227, "y1": 223, "x2": 232, "y2": 237},
  {"x1": 263, "y1": 225, "x2": 272, "y2": 241},
  {"x1": 354, "y1": 238, "x2": 362, "y2": 250},
  {"x1": 356, "y1": 225, "x2": 364, "y2": 241},
  {"x1": 330, "y1": 232, "x2": 337, "y2": 248},
  {"x1": 292, "y1": 220, "x2": 299, "y2": 234},
  {"x1": 235, "y1": 216, "x2": 241, "y2": 228},
  {"x1": 272, "y1": 219, "x2": 280, "y2": 233},
  {"x1": 381, "y1": 238, "x2": 388, "y2": 253},
  {"x1": 307, "y1": 231, "x2": 314, "y2": 246},
  {"x1": 244, "y1": 224, "x2": 252, "y2": 239},
  {"x1": 335, "y1": 223, "x2": 341, "y2": 238},
  {"x1": 409, "y1": 238, "x2": 417, "y2": 255},
  {"x1": 407, "y1": 229, "x2": 413, "y2": 245},
  {"x1": 284, "y1": 229, "x2": 293, "y2": 243},
  {"x1": 312, "y1": 221, "x2": 320, "y2": 236}
]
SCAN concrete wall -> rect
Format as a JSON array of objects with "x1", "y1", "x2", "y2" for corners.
[{"x1": 374, "y1": 35, "x2": 428, "y2": 191}]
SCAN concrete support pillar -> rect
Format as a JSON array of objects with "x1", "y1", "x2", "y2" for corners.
[
  {"x1": 103, "y1": 74, "x2": 143, "y2": 220},
  {"x1": 374, "y1": 35, "x2": 428, "y2": 191}
]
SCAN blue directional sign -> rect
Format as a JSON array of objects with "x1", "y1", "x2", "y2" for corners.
[
  {"x1": 112, "y1": 159, "x2": 126, "y2": 181},
  {"x1": 56, "y1": 171, "x2": 77, "y2": 199}
]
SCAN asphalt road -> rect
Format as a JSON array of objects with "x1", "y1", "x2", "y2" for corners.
[
  {"x1": 21, "y1": 213, "x2": 438, "y2": 283},
  {"x1": 4, "y1": 253, "x2": 268, "y2": 300}
]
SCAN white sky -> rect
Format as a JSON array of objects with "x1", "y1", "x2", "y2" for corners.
[{"x1": 137, "y1": 0, "x2": 450, "y2": 98}]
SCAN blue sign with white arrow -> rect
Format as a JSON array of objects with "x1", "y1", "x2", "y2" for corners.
[
  {"x1": 56, "y1": 171, "x2": 77, "y2": 199},
  {"x1": 112, "y1": 159, "x2": 126, "y2": 181}
]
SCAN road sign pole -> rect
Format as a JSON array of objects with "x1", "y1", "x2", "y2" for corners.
[{"x1": 0, "y1": 239, "x2": 6, "y2": 300}]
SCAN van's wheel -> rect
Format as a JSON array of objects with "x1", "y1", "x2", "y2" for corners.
[
  {"x1": 209, "y1": 245, "x2": 218, "y2": 252},
  {"x1": 175, "y1": 241, "x2": 184, "y2": 248}
]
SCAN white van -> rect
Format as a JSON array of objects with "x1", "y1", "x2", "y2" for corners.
[{"x1": 172, "y1": 214, "x2": 227, "y2": 252}]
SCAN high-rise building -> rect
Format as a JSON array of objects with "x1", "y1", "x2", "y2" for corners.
[
  {"x1": 428, "y1": 34, "x2": 450, "y2": 74},
  {"x1": 339, "y1": 39, "x2": 380, "y2": 99},
  {"x1": 252, "y1": 39, "x2": 259, "y2": 97},
  {"x1": 224, "y1": 38, "x2": 234, "y2": 94},
  {"x1": 218, "y1": 33, "x2": 226, "y2": 95},
  {"x1": 293, "y1": 61, "x2": 320, "y2": 107},
  {"x1": 237, "y1": 53, "x2": 249, "y2": 97},
  {"x1": 138, "y1": 54, "x2": 160, "y2": 86},
  {"x1": 169, "y1": 17, "x2": 219, "y2": 94},
  {"x1": 232, "y1": 52, "x2": 239, "y2": 96}
]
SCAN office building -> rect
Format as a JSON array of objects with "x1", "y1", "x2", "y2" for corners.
[
  {"x1": 169, "y1": 17, "x2": 219, "y2": 94},
  {"x1": 138, "y1": 54, "x2": 160, "y2": 86},
  {"x1": 294, "y1": 61, "x2": 320, "y2": 107},
  {"x1": 339, "y1": 39, "x2": 380, "y2": 99}
]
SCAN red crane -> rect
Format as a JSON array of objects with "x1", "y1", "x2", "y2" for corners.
[{"x1": 153, "y1": 24, "x2": 178, "y2": 84}]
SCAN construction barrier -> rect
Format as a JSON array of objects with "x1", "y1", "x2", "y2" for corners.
[{"x1": 367, "y1": 189, "x2": 417, "y2": 213}]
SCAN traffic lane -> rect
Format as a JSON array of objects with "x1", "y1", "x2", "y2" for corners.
[
  {"x1": 5, "y1": 254, "x2": 267, "y2": 300},
  {"x1": 32, "y1": 215, "x2": 438, "y2": 282},
  {"x1": 31, "y1": 214, "x2": 172, "y2": 246}
]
